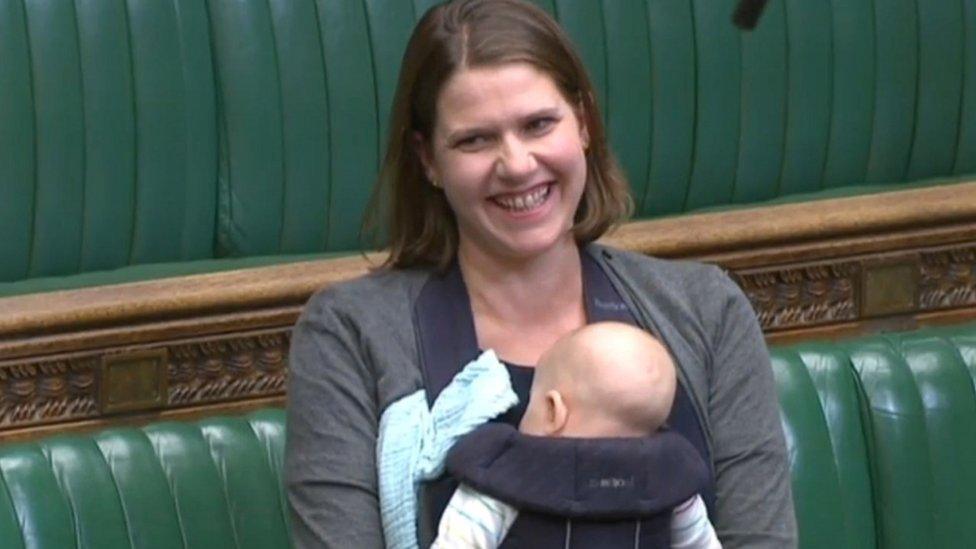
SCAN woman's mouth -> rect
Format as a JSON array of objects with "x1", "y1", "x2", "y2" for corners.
[{"x1": 491, "y1": 184, "x2": 552, "y2": 213}]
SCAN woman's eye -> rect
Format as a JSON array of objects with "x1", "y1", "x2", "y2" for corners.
[
  {"x1": 455, "y1": 135, "x2": 489, "y2": 150},
  {"x1": 526, "y1": 117, "x2": 557, "y2": 134}
]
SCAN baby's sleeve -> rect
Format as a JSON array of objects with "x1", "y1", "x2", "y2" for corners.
[
  {"x1": 671, "y1": 494, "x2": 722, "y2": 549},
  {"x1": 431, "y1": 484, "x2": 518, "y2": 549}
]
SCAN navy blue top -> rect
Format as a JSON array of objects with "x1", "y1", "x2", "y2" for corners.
[{"x1": 496, "y1": 362, "x2": 533, "y2": 426}]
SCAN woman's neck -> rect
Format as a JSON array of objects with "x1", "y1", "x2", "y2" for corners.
[{"x1": 458, "y1": 239, "x2": 586, "y2": 364}]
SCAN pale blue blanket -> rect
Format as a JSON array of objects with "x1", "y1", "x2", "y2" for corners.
[{"x1": 377, "y1": 350, "x2": 519, "y2": 549}]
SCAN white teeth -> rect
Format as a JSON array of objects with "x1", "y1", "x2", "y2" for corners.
[{"x1": 496, "y1": 186, "x2": 549, "y2": 212}]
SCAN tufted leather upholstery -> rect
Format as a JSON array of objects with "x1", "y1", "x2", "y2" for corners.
[
  {"x1": 0, "y1": 409, "x2": 289, "y2": 549},
  {"x1": 0, "y1": 0, "x2": 218, "y2": 283},
  {"x1": 3, "y1": 0, "x2": 975, "y2": 283},
  {"x1": 2, "y1": 324, "x2": 976, "y2": 547},
  {"x1": 772, "y1": 324, "x2": 976, "y2": 548}
]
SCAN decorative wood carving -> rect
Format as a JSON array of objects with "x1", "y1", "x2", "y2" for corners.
[
  {"x1": 0, "y1": 357, "x2": 98, "y2": 427},
  {"x1": 732, "y1": 241, "x2": 976, "y2": 333},
  {"x1": 0, "y1": 329, "x2": 288, "y2": 434},
  {"x1": 733, "y1": 262, "x2": 859, "y2": 331},
  {"x1": 168, "y1": 330, "x2": 289, "y2": 406},
  {"x1": 919, "y1": 245, "x2": 976, "y2": 310}
]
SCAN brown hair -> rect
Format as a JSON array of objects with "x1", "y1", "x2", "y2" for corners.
[{"x1": 365, "y1": 0, "x2": 632, "y2": 270}]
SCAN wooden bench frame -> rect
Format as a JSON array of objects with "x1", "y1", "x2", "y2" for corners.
[{"x1": 2, "y1": 182, "x2": 975, "y2": 441}]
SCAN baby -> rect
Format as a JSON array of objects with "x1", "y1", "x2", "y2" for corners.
[{"x1": 432, "y1": 322, "x2": 720, "y2": 548}]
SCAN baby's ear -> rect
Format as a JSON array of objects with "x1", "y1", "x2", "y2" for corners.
[{"x1": 544, "y1": 390, "x2": 569, "y2": 436}]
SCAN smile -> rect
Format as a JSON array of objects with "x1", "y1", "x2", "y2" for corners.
[{"x1": 492, "y1": 184, "x2": 552, "y2": 212}]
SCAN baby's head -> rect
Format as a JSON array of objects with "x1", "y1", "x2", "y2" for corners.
[{"x1": 519, "y1": 322, "x2": 676, "y2": 438}]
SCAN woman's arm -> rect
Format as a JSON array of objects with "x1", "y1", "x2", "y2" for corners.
[
  {"x1": 285, "y1": 297, "x2": 385, "y2": 548},
  {"x1": 708, "y1": 274, "x2": 797, "y2": 548}
]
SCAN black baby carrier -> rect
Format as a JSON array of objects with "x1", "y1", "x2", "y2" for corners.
[{"x1": 441, "y1": 423, "x2": 709, "y2": 548}]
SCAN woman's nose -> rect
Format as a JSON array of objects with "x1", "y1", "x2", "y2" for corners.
[{"x1": 495, "y1": 136, "x2": 538, "y2": 182}]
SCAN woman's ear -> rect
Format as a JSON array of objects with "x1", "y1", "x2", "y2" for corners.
[
  {"x1": 574, "y1": 103, "x2": 590, "y2": 150},
  {"x1": 544, "y1": 390, "x2": 569, "y2": 436},
  {"x1": 412, "y1": 131, "x2": 438, "y2": 186}
]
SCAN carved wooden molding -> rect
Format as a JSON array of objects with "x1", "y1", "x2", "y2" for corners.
[
  {"x1": 733, "y1": 241, "x2": 976, "y2": 333},
  {"x1": 0, "y1": 358, "x2": 98, "y2": 428},
  {"x1": 733, "y1": 262, "x2": 859, "y2": 331},
  {"x1": 168, "y1": 330, "x2": 288, "y2": 406},
  {"x1": 0, "y1": 329, "x2": 288, "y2": 434},
  {"x1": 919, "y1": 245, "x2": 976, "y2": 310}
]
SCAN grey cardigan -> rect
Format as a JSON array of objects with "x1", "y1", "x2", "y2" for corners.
[{"x1": 285, "y1": 244, "x2": 797, "y2": 548}]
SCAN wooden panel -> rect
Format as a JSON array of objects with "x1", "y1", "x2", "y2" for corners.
[
  {"x1": 734, "y1": 242, "x2": 976, "y2": 334},
  {"x1": 0, "y1": 328, "x2": 288, "y2": 441},
  {"x1": 0, "y1": 253, "x2": 384, "y2": 340}
]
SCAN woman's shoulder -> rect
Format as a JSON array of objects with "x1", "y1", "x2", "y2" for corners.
[
  {"x1": 587, "y1": 243, "x2": 755, "y2": 341},
  {"x1": 299, "y1": 266, "x2": 432, "y2": 326},
  {"x1": 589, "y1": 243, "x2": 735, "y2": 300}
]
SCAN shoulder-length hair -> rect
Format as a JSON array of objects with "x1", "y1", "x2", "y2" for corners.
[{"x1": 365, "y1": 0, "x2": 632, "y2": 270}]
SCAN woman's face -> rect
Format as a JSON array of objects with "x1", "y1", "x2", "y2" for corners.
[{"x1": 419, "y1": 63, "x2": 589, "y2": 263}]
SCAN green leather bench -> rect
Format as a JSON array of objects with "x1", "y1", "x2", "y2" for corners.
[{"x1": 2, "y1": 322, "x2": 975, "y2": 548}]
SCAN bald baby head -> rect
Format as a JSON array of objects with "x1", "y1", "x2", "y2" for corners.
[{"x1": 519, "y1": 322, "x2": 676, "y2": 438}]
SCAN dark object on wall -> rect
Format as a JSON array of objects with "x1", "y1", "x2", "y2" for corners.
[{"x1": 733, "y1": 0, "x2": 769, "y2": 29}]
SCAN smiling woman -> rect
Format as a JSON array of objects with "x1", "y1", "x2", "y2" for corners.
[
  {"x1": 419, "y1": 63, "x2": 589, "y2": 267},
  {"x1": 367, "y1": 0, "x2": 632, "y2": 273},
  {"x1": 285, "y1": 1, "x2": 795, "y2": 547}
]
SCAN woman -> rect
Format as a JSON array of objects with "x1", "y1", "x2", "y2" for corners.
[{"x1": 285, "y1": 1, "x2": 795, "y2": 547}]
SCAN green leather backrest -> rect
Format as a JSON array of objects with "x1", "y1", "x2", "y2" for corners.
[
  {"x1": 771, "y1": 346, "x2": 875, "y2": 549},
  {"x1": 772, "y1": 323, "x2": 976, "y2": 549},
  {"x1": 3, "y1": 0, "x2": 976, "y2": 278},
  {"x1": 201, "y1": 0, "x2": 976, "y2": 258},
  {"x1": 0, "y1": 0, "x2": 976, "y2": 281},
  {"x1": 0, "y1": 0, "x2": 218, "y2": 283},
  {"x1": 850, "y1": 331, "x2": 976, "y2": 549},
  {"x1": 0, "y1": 409, "x2": 288, "y2": 549}
]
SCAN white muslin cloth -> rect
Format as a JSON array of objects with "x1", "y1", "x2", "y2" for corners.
[{"x1": 377, "y1": 350, "x2": 518, "y2": 549}]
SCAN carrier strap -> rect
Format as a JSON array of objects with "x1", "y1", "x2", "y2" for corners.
[{"x1": 413, "y1": 250, "x2": 634, "y2": 407}]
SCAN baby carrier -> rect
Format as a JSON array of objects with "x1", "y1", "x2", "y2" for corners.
[{"x1": 442, "y1": 422, "x2": 709, "y2": 548}]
